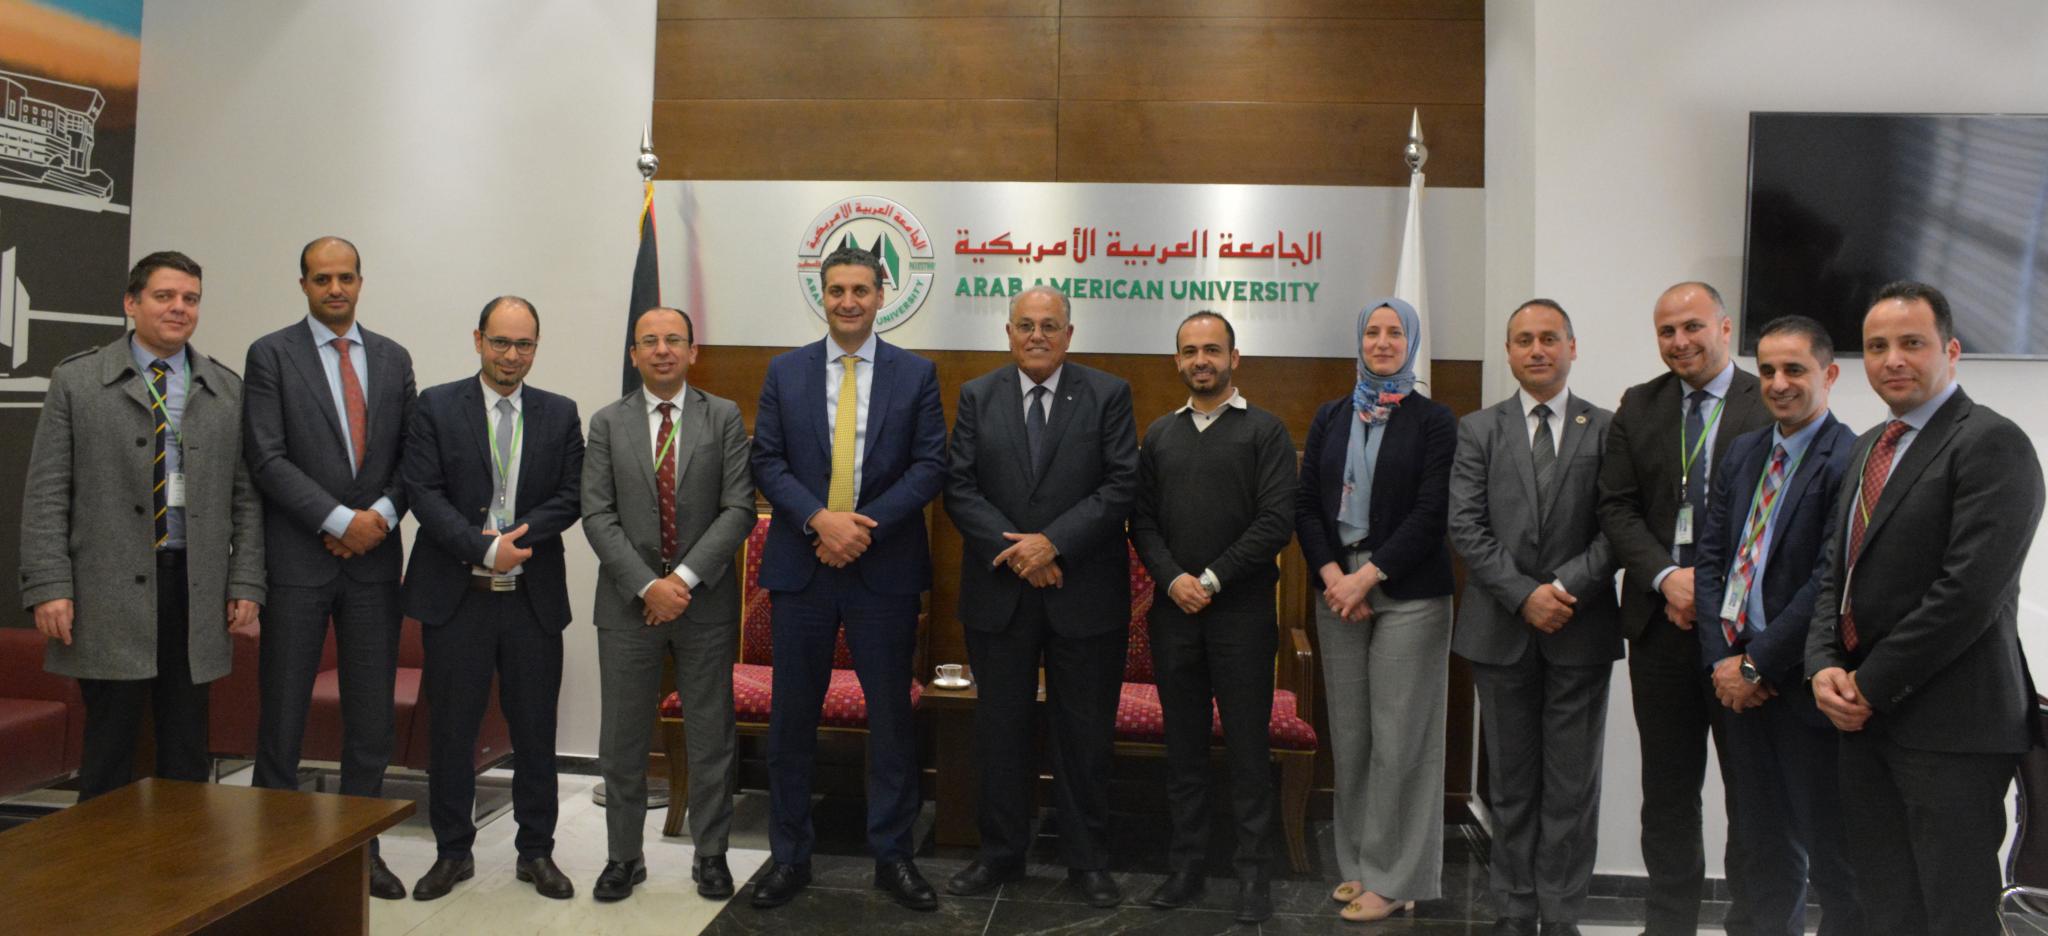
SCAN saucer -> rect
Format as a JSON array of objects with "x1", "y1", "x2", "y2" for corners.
[{"x1": 931, "y1": 677, "x2": 973, "y2": 690}]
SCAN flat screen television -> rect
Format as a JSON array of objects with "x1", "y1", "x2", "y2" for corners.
[{"x1": 1742, "y1": 112, "x2": 2048, "y2": 358}]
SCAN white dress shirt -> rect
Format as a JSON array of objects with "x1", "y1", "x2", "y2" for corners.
[
  {"x1": 1019, "y1": 364, "x2": 1064, "y2": 421},
  {"x1": 1517, "y1": 385, "x2": 1570, "y2": 454},
  {"x1": 638, "y1": 384, "x2": 703, "y2": 595},
  {"x1": 1657, "y1": 361, "x2": 1737, "y2": 587},
  {"x1": 478, "y1": 377, "x2": 524, "y2": 576},
  {"x1": 823, "y1": 331, "x2": 878, "y2": 507},
  {"x1": 307, "y1": 315, "x2": 399, "y2": 538}
]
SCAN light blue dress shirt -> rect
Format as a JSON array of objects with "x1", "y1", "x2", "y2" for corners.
[
  {"x1": 131, "y1": 337, "x2": 187, "y2": 549},
  {"x1": 305, "y1": 315, "x2": 398, "y2": 537},
  {"x1": 1739, "y1": 414, "x2": 1827, "y2": 632},
  {"x1": 1843, "y1": 381, "x2": 1960, "y2": 558}
]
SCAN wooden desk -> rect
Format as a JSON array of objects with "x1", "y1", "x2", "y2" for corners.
[{"x1": 0, "y1": 778, "x2": 413, "y2": 935}]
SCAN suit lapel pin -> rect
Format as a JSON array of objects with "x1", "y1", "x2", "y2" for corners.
[{"x1": 1575, "y1": 414, "x2": 1587, "y2": 425}]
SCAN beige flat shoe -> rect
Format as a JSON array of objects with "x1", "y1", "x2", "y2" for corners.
[
  {"x1": 1339, "y1": 894, "x2": 1415, "y2": 923},
  {"x1": 1330, "y1": 880, "x2": 1364, "y2": 903}
]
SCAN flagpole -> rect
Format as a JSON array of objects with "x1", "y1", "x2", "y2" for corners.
[{"x1": 1393, "y1": 108, "x2": 1433, "y2": 390}]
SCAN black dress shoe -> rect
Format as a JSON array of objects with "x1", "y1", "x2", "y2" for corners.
[
  {"x1": 1146, "y1": 870, "x2": 1205, "y2": 909},
  {"x1": 368, "y1": 854, "x2": 406, "y2": 901},
  {"x1": 750, "y1": 862, "x2": 811, "y2": 909},
  {"x1": 873, "y1": 858, "x2": 938, "y2": 912},
  {"x1": 945, "y1": 860, "x2": 1024, "y2": 896},
  {"x1": 693, "y1": 854, "x2": 734, "y2": 899},
  {"x1": 411, "y1": 856, "x2": 475, "y2": 901},
  {"x1": 1234, "y1": 878, "x2": 1272, "y2": 924},
  {"x1": 1493, "y1": 918, "x2": 1538, "y2": 936},
  {"x1": 593, "y1": 859, "x2": 647, "y2": 902},
  {"x1": 1068, "y1": 869, "x2": 1122, "y2": 908},
  {"x1": 1539, "y1": 922, "x2": 1581, "y2": 936},
  {"x1": 516, "y1": 856, "x2": 574, "y2": 900}
]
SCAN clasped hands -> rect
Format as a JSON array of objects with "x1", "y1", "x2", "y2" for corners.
[
  {"x1": 1711, "y1": 655, "x2": 1776, "y2": 713},
  {"x1": 992, "y1": 532, "x2": 1062, "y2": 589},
  {"x1": 1520, "y1": 582, "x2": 1578, "y2": 634},
  {"x1": 811, "y1": 509, "x2": 879, "y2": 568},
  {"x1": 35, "y1": 595, "x2": 260, "y2": 646},
  {"x1": 1319, "y1": 561, "x2": 1380, "y2": 623},
  {"x1": 1811, "y1": 666, "x2": 1873, "y2": 731},
  {"x1": 322, "y1": 508, "x2": 391, "y2": 558}
]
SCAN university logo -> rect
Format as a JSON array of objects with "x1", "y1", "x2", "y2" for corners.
[{"x1": 794, "y1": 195, "x2": 936, "y2": 333}]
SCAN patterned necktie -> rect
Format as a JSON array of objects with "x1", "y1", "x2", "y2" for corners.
[
  {"x1": 1722, "y1": 444, "x2": 1788, "y2": 646},
  {"x1": 827, "y1": 354, "x2": 860, "y2": 512},
  {"x1": 1680, "y1": 389, "x2": 1712, "y2": 565},
  {"x1": 492, "y1": 397, "x2": 516, "y2": 518},
  {"x1": 334, "y1": 337, "x2": 369, "y2": 471},
  {"x1": 1841, "y1": 420, "x2": 1912, "y2": 651},
  {"x1": 656, "y1": 402, "x2": 679, "y2": 563},
  {"x1": 150, "y1": 360, "x2": 171, "y2": 549},
  {"x1": 1530, "y1": 403, "x2": 1557, "y2": 483},
  {"x1": 1026, "y1": 385, "x2": 1048, "y2": 477}
]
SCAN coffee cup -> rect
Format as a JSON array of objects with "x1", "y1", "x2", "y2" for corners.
[{"x1": 935, "y1": 663, "x2": 966, "y2": 684}]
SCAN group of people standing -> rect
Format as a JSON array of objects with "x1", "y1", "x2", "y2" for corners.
[{"x1": 18, "y1": 236, "x2": 2044, "y2": 935}]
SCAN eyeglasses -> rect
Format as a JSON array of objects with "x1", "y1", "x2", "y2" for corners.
[
  {"x1": 636, "y1": 334, "x2": 692, "y2": 350},
  {"x1": 483, "y1": 335, "x2": 538, "y2": 355},
  {"x1": 1009, "y1": 321, "x2": 1069, "y2": 336}
]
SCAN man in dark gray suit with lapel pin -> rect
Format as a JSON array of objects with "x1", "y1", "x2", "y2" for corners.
[
  {"x1": 1806, "y1": 282, "x2": 2044, "y2": 936},
  {"x1": 582, "y1": 307, "x2": 756, "y2": 903},
  {"x1": 1598, "y1": 281, "x2": 1770, "y2": 935},
  {"x1": 242, "y1": 236, "x2": 415, "y2": 898},
  {"x1": 20, "y1": 251, "x2": 265, "y2": 800},
  {"x1": 942, "y1": 285, "x2": 1140, "y2": 908},
  {"x1": 1450, "y1": 299, "x2": 1618, "y2": 936}
]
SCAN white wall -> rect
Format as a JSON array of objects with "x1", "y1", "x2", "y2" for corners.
[
  {"x1": 1486, "y1": 0, "x2": 2048, "y2": 877},
  {"x1": 133, "y1": 0, "x2": 658, "y2": 755}
]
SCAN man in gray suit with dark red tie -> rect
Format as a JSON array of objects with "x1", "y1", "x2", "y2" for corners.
[
  {"x1": 242, "y1": 236, "x2": 415, "y2": 898},
  {"x1": 1449, "y1": 299, "x2": 1618, "y2": 936},
  {"x1": 1806, "y1": 281, "x2": 2045, "y2": 936}
]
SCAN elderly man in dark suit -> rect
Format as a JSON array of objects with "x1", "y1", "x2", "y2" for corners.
[
  {"x1": 242, "y1": 235, "x2": 416, "y2": 898},
  {"x1": 582, "y1": 307, "x2": 756, "y2": 902},
  {"x1": 1805, "y1": 282, "x2": 2044, "y2": 936},
  {"x1": 748, "y1": 245, "x2": 948, "y2": 911},
  {"x1": 400, "y1": 296, "x2": 584, "y2": 901},
  {"x1": 19, "y1": 251, "x2": 265, "y2": 800},
  {"x1": 1449, "y1": 299, "x2": 1618, "y2": 936},
  {"x1": 1597, "y1": 281, "x2": 1770, "y2": 935},
  {"x1": 942, "y1": 284, "x2": 1140, "y2": 909},
  {"x1": 1693, "y1": 315, "x2": 1861, "y2": 936}
]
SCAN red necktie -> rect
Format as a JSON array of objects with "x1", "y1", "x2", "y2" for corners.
[
  {"x1": 334, "y1": 337, "x2": 369, "y2": 471},
  {"x1": 657, "y1": 402, "x2": 679, "y2": 562},
  {"x1": 1841, "y1": 420, "x2": 1911, "y2": 651}
]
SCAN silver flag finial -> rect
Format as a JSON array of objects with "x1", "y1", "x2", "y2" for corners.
[
  {"x1": 1404, "y1": 108, "x2": 1428, "y2": 174},
  {"x1": 637, "y1": 126, "x2": 659, "y2": 181}
]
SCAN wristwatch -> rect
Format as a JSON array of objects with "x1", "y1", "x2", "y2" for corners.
[{"x1": 1738, "y1": 656, "x2": 1763, "y2": 685}]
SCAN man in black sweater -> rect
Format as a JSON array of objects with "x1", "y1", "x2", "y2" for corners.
[{"x1": 1131, "y1": 311, "x2": 1299, "y2": 924}]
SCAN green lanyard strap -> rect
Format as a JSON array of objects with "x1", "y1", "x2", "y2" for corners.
[
  {"x1": 654, "y1": 407, "x2": 684, "y2": 471},
  {"x1": 491, "y1": 409, "x2": 524, "y2": 507},
  {"x1": 1678, "y1": 395, "x2": 1727, "y2": 490}
]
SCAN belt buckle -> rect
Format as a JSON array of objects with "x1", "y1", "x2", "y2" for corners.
[{"x1": 488, "y1": 575, "x2": 518, "y2": 592}]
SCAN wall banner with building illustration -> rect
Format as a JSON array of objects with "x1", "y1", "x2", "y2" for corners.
[{"x1": 1, "y1": 1, "x2": 141, "y2": 625}]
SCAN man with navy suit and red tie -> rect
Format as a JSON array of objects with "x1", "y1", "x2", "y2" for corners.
[
  {"x1": 747, "y1": 245, "x2": 948, "y2": 912},
  {"x1": 1806, "y1": 281, "x2": 2044, "y2": 936},
  {"x1": 1693, "y1": 315, "x2": 1861, "y2": 935}
]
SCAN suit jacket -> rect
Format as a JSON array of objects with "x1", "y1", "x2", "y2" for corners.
[
  {"x1": 243, "y1": 320, "x2": 415, "y2": 586},
  {"x1": 582, "y1": 385, "x2": 757, "y2": 629},
  {"x1": 1295, "y1": 393, "x2": 1457, "y2": 600},
  {"x1": 1803, "y1": 388, "x2": 2044, "y2": 754},
  {"x1": 399, "y1": 377, "x2": 584, "y2": 630},
  {"x1": 1694, "y1": 414, "x2": 1855, "y2": 729},
  {"x1": 1597, "y1": 367, "x2": 1771, "y2": 639},
  {"x1": 19, "y1": 336, "x2": 266, "y2": 682},
  {"x1": 1448, "y1": 391, "x2": 1621, "y2": 667},
  {"x1": 943, "y1": 363, "x2": 1139, "y2": 637},
  {"x1": 749, "y1": 337, "x2": 947, "y2": 596}
]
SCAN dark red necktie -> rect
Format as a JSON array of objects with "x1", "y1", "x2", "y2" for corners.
[
  {"x1": 1841, "y1": 419, "x2": 1911, "y2": 651},
  {"x1": 334, "y1": 337, "x2": 369, "y2": 471},
  {"x1": 657, "y1": 402, "x2": 678, "y2": 562}
]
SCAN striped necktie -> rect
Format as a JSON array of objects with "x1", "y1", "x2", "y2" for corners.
[
  {"x1": 1721, "y1": 444, "x2": 1787, "y2": 646},
  {"x1": 150, "y1": 360, "x2": 171, "y2": 549}
]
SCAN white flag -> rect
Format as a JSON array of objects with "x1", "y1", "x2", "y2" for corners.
[{"x1": 1393, "y1": 169, "x2": 1432, "y2": 390}]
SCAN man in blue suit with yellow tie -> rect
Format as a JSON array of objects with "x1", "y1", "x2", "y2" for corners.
[
  {"x1": 748, "y1": 245, "x2": 948, "y2": 912},
  {"x1": 1693, "y1": 315, "x2": 1861, "y2": 936}
]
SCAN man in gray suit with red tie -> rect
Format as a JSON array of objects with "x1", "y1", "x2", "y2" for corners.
[
  {"x1": 242, "y1": 236, "x2": 415, "y2": 898},
  {"x1": 1806, "y1": 281, "x2": 2044, "y2": 936}
]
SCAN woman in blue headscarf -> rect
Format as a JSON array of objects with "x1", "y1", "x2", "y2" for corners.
[{"x1": 1294, "y1": 297, "x2": 1458, "y2": 922}]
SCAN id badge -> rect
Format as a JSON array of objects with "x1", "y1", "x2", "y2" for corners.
[
  {"x1": 491, "y1": 506, "x2": 513, "y2": 533},
  {"x1": 1674, "y1": 503, "x2": 1694, "y2": 545},
  {"x1": 1719, "y1": 581, "x2": 1745, "y2": 622},
  {"x1": 166, "y1": 472, "x2": 187, "y2": 508}
]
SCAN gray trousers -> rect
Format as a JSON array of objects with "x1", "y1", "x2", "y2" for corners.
[
  {"x1": 1471, "y1": 643, "x2": 1611, "y2": 924},
  {"x1": 596, "y1": 617, "x2": 736, "y2": 862},
  {"x1": 1314, "y1": 564, "x2": 1452, "y2": 900}
]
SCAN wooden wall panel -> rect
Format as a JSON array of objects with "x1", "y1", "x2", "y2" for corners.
[
  {"x1": 1059, "y1": 101, "x2": 1482, "y2": 187},
  {"x1": 655, "y1": 17, "x2": 1057, "y2": 101},
  {"x1": 1061, "y1": 0, "x2": 1482, "y2": 17},
  {"x1": 651, "y1": 100, "x2": 1057, "y2": 181},
  {"x1": 1061, "y1": 18, "x2": 1483, "y2": 104},
  {"x1": 661, "y1": 0, "x2": 1055, "y2": 17}
]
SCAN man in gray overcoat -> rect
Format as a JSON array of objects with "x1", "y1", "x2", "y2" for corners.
[{"x1": 18, "y1": 251, "x2": 266, "y2": 799}]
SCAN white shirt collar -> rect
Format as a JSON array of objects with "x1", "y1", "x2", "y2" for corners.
[
  {"x1": 1688, "y1": 360, "x2": 1736, "y2": 399},
  {"x1": 830, "y1": 331, "x2": 879, "y2": 364},
  {"x1": 1894, "y1": 380, "x2": 1960, "y2": 429},
  {"x1": 1177, "y1": 386, "x2": 1247, "y2": 415},
  {"x1": 305, "y1": 313, "x2": 363, "y2": 348},
  {"x1": 1019, "y1": 364, "x2": 1065, "y2": 397},
  {"x1": 1517, "y1": 385, "x2": 1569, "y2": 419},
  {"x1": 643, "y1": 383, "x2": 688, "y2": 412},
  {"x1": 482, "y1": 375, "x2": 523, "y2": 410}
]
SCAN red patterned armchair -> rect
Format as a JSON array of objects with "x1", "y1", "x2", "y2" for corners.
[
  {"x1": 1114, "y1": 544, "x2": 1321, "y2": 873},
  {"x1": 657, "y1": 516, "x2": 926, "y2": 837}
]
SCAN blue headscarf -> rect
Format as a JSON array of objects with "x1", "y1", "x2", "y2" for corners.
[{"x1": 1338, "y1": 298, "x2": 1422, "y2": 543}]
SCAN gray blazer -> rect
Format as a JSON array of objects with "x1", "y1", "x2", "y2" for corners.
[
  {"x1": 1449, "y1": 391, "x2": 1621, "y2": 667},
  {"x1": 18, "y1": 336, "x2": 266, "y2": 682},
  {"x1": 581, "y1": 385, "x2": 756, "y2": 629}
]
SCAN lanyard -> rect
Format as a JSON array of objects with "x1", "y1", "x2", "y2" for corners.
[
  {"x1": 1736, "y1": 442, "x2": 1808, "y2": 557},
  {"x1": 491, "y1": 408, "x2": 524, "y2": 506},
  {"x1": 1677, "y1": 395, "x2": 1726, "y2": 492},
  {"x1": 142, "y1": 366, "x2": 184, "y2": 447},
  {"x1": 654, "y1": 407, "x2": 683, "y2": 471}
]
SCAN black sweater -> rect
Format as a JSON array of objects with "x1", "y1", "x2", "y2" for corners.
[{"x1": 1131, "y1": 402, "x2": 1299, "y2": 620}]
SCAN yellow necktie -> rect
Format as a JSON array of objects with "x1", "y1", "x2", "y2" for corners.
[{"x1": 827, "y1": 353, "x2": 860, "y2": 512}]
